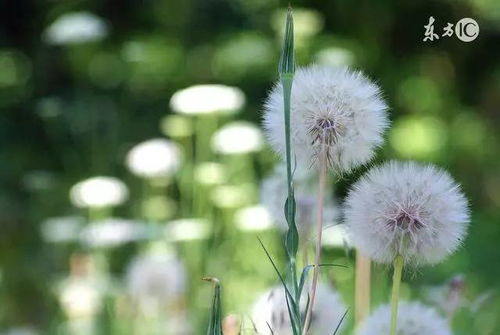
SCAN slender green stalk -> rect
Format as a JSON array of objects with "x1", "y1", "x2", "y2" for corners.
[
  {"x1": 204, "y1": 277, "x2": 223, "y2": 335},
  {"x1": 390, "y1": 254, "x2": 404, "y2": 335},
  {"x1": 302, "y1": 143, "x2": 327, "y2": 335},
  {"x1": 279, "y1": 7, "x2": 301, "y2": 334}
]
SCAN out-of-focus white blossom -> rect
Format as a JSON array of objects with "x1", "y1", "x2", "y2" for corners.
[
  {"x1": 2, "y1": 327, "x2": 39, "y2": 335},
  {"x1": 235, "y1": 205, "x2": 273, "y2": 231},
  {"x1": 126, "y1": 138, "x2": 181, "y2": 178},
  {"x1": 70, "y1": 176, "x2": 128, "y2": 208},
  {"x1": 44, "y1": 12, "x2": 108, "y2": 45},
  {"x1": 194, "y1": 162, "x2": 227, "y2": 185},
  {"x1": 263, "y1": 65, "x2": 389, "y2": 173},
  {"x1": 211, "y1": 121, "x2": 264, "y2": 154},
  {"x1": 126, "y1": 250, "x2": 186, "y2": 311},
  {"x1": 251, "y1": 283, "x2": 346, "y2": 335},
  {"x1": 321, "y1": 224, "x2": 351, "y2": 249},
  {"x1": 211, "y1": 184, "x2": 254, "y2": 208},
  {"x1": 357, "y1": 302, "x2": 452, "y2": 335},
  {"x1": 344, "y1": 161, "x2": 470, "y2": 265},
  {"x1": 164, "y1": 218, "x2": 211, "y2": 241},
  {"x1": 80, "y1": 218, "x2": 150, "y2": 248},
  {"x1": 170, "y1": 84, "x2": 245, "y2": 115},
  {"x1": 59, "y1": 278, "x2": 103, "y2": 319},
  {"x1": 41, "y1": 216, "x2": 84, "y2": 243}
]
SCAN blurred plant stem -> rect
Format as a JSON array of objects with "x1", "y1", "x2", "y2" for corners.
[
  {"x1": 88, "y1": 206, "x2": 111, "y2": 223},
  {"x1": 355, "y1": 252, "x2": 371, "y2": 326},
  {"x1": 390, "y1": 254, "x2": 404, "y2": 335},
  {"x1": 195, "y1": 115, "x2": 218, "y2": 163},
  {"x1": 302, "y1": 143, "x2": 327, "y2": 334}
]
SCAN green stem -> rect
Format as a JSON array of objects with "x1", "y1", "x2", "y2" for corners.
[
  {"x1": 282, "y1": 75, "x2": 299, "y2": 297},
  {"x1": 390, "y1": 254, "x2": 404, "y2": 335}
]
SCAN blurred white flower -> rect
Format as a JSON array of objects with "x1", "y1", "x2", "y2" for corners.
[
  {"x1": 321, "y1": 224, "x2": 351, "y2": 249},
  {"x1": 344, "y1": 161, "x2": 470, "y2": 265},
  {"x1": 44, "y1": 12, "x2": 108, "y2": 45},
  {"x1": 59, "y1": 278, "x2": 103, "y2": 319},
  {"x1": 211, "y1": 121, "x2": 264, "y2": 154},
  {"x1": 164, "y1": 218, "x2": 211, "y2": 241},
  {"x1": 80, "y1": 218, "x2": 150, "y2": 248},
  {"x1": 357, "y1": 302, "x2": 452, "y2": 335},
  {"x1": 263, "y1": 65, "x2": 389, "y2": 173},
  {"x1": 422, "y1": 274, "x2": 465, "y2": 319},
  {"x1": 70, "y1": 176, "x2": 128, "y2": 208},
  {"x1": 260, "y1": 165, "x2": 339, "y2": 237},
  {"x1": 170, "y1": 84, "x2": 245, "y2": 115},
  {"x1": 251, "y1": 283, "x2": 346, "y2": 335},
  {"x1": 126, "y1": 138, "x2": 181, "y2": 178},
  {"x1": 194, "y1": 162, "x2": 227, "y2": 185},
  {"x1": 235, "y1": 205, "x2": 273, "y2": 231},
  {"x1": 40, "y1": 216, "x2": 84, "y2": 243},
  {"x1": 126, "y1": 251, "x2": 186, "y2": 311},
  {"x1": 211, "y1": 184, "x2": 254, "y2": 208},
  {"x1": 2, "y1": 327, "x2": 39, "y2": 335}
]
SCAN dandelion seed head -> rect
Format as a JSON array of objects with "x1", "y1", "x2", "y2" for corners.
[
  {"x1": 357, "y1": 302, "x2": 452, "y2": 335},
  {"x1": 263, "y1": 65, "x2": 389, "y2": 173},
  {"x1": 251, "y1": 283, "x2": 346, "y2": 335},
  {"x1": 345, "y1": 161, "x2": 470, "y2": 265}
]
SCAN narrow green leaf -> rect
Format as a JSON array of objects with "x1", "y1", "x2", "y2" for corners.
[
  {"x1": 203, "y1": 277, "x2": 223, "y2": 335},
  {"x1": 278, "y1": 6, "x2": 295, "y2": 76},
  {"x1": 333, "y1": 309, "x2": 349, "y2": 335},
  {"x1": 258, "y1": 237, "x2": 301, "y2": 333}
]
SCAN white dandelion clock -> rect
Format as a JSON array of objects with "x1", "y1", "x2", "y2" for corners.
[
  {"x1": 126, "y1": 251, "x2": 186, "y2": 312},
  {"x1": 69, "y1": 176, "x2": 128, "y2": 209},
  {"x1": 344, "y1": 161, "x2": 470, "y2": 265},
  {"x1": 170, "y1": 84, "x2": 245, "y2": 115},
  {"x1": 263, "y1": 65, "x2": 389, "y2": 173},
  {"x1": 211, "y1": 121, "x2": 264, "y2": 154},
  {"x1": 260, "y1": 164, "x2": 339, "y2": 237},
  {"x1": 126, "y1": 138, "x2": 181, "y2": 178},
  {"x1": 251, "y1": 283, "x2": 346, "y2": 335},
  {"x1": 357, "y1": 302, "x2": 452, "y2": 335}
]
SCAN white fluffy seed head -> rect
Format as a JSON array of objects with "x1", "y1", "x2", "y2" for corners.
[
  {"x1": 251, "y1": 283, "x2": 346, "y2": 335},
  {"x1": 263, "y1": 65, "x2": 389, "y2": 174},
  {"x1": 345, "y1": 161, "x2": 470, "y2": 265},
  {"x1": 260, "y1": 164, "x2": 338, "y2": 237},
  {"x1": 357, "y1": 301, "x2": 452, "y2": 335}
]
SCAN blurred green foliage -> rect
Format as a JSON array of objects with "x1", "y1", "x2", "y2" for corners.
[{"x1": 0, "y1": 0, "x2": 499, "y2": 334}]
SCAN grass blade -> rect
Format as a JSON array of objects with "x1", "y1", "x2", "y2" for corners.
[{"x1": 203, "y1": 277, "x2": 223, "y2": 335}]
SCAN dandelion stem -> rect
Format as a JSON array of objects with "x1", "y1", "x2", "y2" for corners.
[
  {"x1": 390, "y1": 254, "x2": 404, "y2": 335},
  {"x1": 355, "y1": 252, "x2": 371, "y2": 326},
  {"x1": 302, "y1": 143, "x2": 327, "y2": 335}
]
